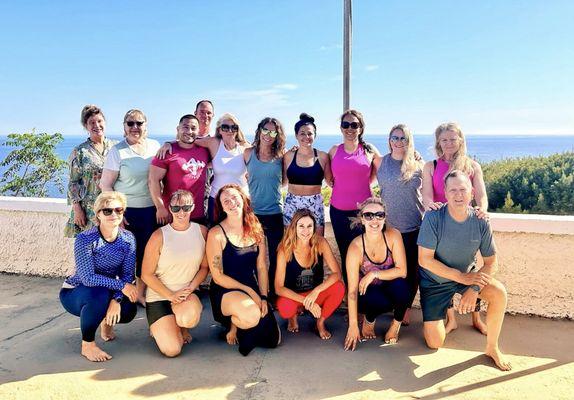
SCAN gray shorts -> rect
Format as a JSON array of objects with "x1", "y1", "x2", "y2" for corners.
[{"x1": 283, "y1": 192, "x2": 325, "y2": 226}]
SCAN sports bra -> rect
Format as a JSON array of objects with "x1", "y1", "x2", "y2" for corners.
[
  {"x1": 286, "y1": 149, "x2": 324, "y2": 186},
  {"x1": 360, "y1": 233, "x2": 395, "y2": 285}
]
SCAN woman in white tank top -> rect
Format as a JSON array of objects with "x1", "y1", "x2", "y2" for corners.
[{"x1": 141, "y1": 190, "x2": 208, "y2": 357}]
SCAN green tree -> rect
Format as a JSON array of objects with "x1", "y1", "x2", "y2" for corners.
[
  {"x1": 0, "y1": 131, "x2": 67, "y2": 197},
  {"x1": 500, "y1": 192, "x2": 522, "y2": 213}
]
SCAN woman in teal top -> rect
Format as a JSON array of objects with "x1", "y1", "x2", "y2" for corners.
[
  {"x1": 100, "y1": 109, "x2": 160, "y2": 305},
  {"x1": 243, "y1": 117, "x2": 286, "y2": 301}
]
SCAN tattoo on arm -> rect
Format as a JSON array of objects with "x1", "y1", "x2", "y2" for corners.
[{"x1": 213, "y1": 255, "x2": 223, "y2": 273}]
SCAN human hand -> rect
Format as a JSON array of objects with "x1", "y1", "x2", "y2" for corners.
[
  {"x1": 156, "y1": 142, "x2": 173, "y2": 159},
  {"x1": 156, "y1": 206, "x2": 172, "y2": 225},
  {"x1": 459, "y1": 271, "x2": 491, "y2": 287},
  {"x1": 105, "y1": 300, "x2": 121, "y2": 326},
  {"x1": 344, "y1": 324, "x2": 361, "y2": 351},
  {"x1": 358, "y1": 272, "x2": 377, "y2": 295},
  {"x1": 427, "y1": 201, "x2": 444, "y2": 211},
  {"x1": 260, "y1": 299, "x2": 268, "y2": 317},
  {"x1": 73, "y1": 204, "x2": 87, "y2": 227},
  {"x1": 170, "y1": 287, "x2": 193, "y2": 304},
  {"x1": 474, "y1": 206, "x2": 490, "y2": 221},
  {"x1": 121, "y1": 283, "x2": 138, "y2": 302},
  {"x1": 303, "y1": 289, "x2": 320, "y2": 310},
  {"x1": 309, "y1": 303, "x2": 322, "y2": 319},
  {"x1": 458, "y1": 288, "x2": 479, "y2": 314}
]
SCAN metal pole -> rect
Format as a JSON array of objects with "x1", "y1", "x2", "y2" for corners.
[{"x1": 343, "y1": 0, "x2": 352, "y2": 112}]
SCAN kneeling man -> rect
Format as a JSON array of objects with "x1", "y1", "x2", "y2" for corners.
[{"x1": 418, "y1": 170, "x2": 511, "y2": 371}]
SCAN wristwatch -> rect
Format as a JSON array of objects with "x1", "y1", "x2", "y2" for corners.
[
  {"x1": 470, "y1": 285, "x2": 481, "y2": 293},
  {"x1": 114, "y1": 296, "x2": 123, "y2": 303}
]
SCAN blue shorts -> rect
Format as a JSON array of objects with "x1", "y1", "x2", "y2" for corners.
[{"x1": 419, "y1": 278, "x2": 473, "y2": 322}]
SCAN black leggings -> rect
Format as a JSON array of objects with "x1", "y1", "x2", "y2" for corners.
[
  {"x1": 60, "y1": 286, "x2": 137, "y2": 342},
  {"x1": 358, "y1": 278, "x2": 411, "y2": 323},
  {"x1": 256, "y1": 213, "x2": 284, "y2": 299},
  {"x1": 329, "y1": 205, "x2": 362, "y2": 284},
  {"x1": 401, "y1": 230, "x2": 420, "y2": 308}
]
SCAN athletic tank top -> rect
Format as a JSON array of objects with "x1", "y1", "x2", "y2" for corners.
[
  {"x1": 330, "y1": 144, "x2": 372, "y2": 210},
  {"x1": 146, "y1": 223, "x2": 205, "y2": 302},
  {"x1": 360, "y1": 233, "x2": 394, "y2": 285},
  {"x1": 246, "y1": 151, "x2": 283, "y2": 215},
  {"x1": 218, "y1": 224, "x2": 260, "y2": 290},
  {"x1": 432, "y1": 158, "x2": 474, "y2": 203},
  {"x1": 210, "y1": 140, "x2": 248, "y2": 197},
  {"x1": 286, "y1": 149, "x2": 324, "y2": 185},
  {"x1": 284, "y1": 254, "x2": 324, "y2": 293}
]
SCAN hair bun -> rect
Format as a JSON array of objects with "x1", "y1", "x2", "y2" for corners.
[{"x1": 299, "y1": 113, "x2": 314, "y2": 123}]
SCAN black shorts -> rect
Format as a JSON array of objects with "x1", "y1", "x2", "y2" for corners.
[
  {"x1": 419, "y1": 278, "x2": 472, "y2": 322},
  {"x1": 145, "y1": 300, "x2": 173, "y2": 326}
]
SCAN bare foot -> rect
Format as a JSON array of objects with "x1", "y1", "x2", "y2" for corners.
[
  {"x1": 81, "y1": 341, "x2": 112, "y2": 362},
  {"x1": 226, "y1": 324, "x2": 238, "y2": 345},
  {"x1": 402, "y1": 308, "x2": 411, "y2": 326},
  {"x1": 445, "y1": 307, "x2": 458, "y2": 334},
  {"x1": 316, "y1": 318, "x2": 332, "y2": 340},
  {"x1": 485, "y1": 346, "x2": 512, "y2": 371},
  {"x1": 181, "y1": 327, "x2": 192, "y2": 344},
  {"x1": 361, "y1": 317, "x2": 376, "y2": 340},
  {"x1": 384, "y1": 319, "x2": 402, "y2": 344},
  {"x1": 472, "y1": 312, "x2": 488, "y2": 335},
  {"x1": 287, "y1": 316, "x2": 299, "y2": 333},
  {"x1": 100, "y1": 322, "x2": 116, "y2": 342}
]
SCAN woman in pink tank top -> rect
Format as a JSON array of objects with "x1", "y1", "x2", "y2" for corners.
[
  {"x1": 328, "y1": 110, "x2": 381, "y2": 283},
  {"x1": 421, "y1": 122, "x2": 488, "y2": 335}
]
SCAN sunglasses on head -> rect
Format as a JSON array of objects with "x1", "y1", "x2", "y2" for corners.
[
  {"x1": 341, "y1": 121, "x2": 361, "y2": 130},
  {"x1": 100, "y1": 207, "x2": 125, "y2": 216},
  {"x1": 361, "y1": 211, "x2": 386, "y2": 221},
  {"x1": 125, "y1": 121, "x2": 144, "y2": 127},
  {"x1": 220, "y1": 124, "x2": 239, "y2": 133},
  {"x1": 260, "y1": 128, "x2": 278, "y2": 138},
  {"x1": 170, "y1": 204, "x2": 193, "y2": 213},
  {"x1": 390, "y1": 135, "x2": 408, "y2": 143}
]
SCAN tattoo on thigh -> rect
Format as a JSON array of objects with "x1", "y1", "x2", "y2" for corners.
[{"x1": 213, "y1": 255, "x2": 223, "y2": 273}]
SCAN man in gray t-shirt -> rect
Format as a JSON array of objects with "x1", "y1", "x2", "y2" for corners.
[{"x1": 417, "y1": 170, "x2": 512, "y2": 371}]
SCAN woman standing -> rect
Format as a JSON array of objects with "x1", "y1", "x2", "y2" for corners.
[
  {"x1": 328, "y1": 110, "x2": 380, "y2": 282},
  {"x1": 421, "y1": 122, "x2": 488, "y2": 334},
  {"x1": 275, "y1": 209, "x2": 345, "y2": 339},
  {"x1": 244, "y1": 117, "x2": 286, "y2": 300},
  {"x1": 59, "y1": 191, "x2": 138, "y2": 362},
  {"x1": 64, "y1": 105, "x2": 117, "y2": 237},
  {"x1": 344, "y1": 198, "x2": 409, "y2": 351},
  {"x1": 207, "y1": 184, "x2": 280, "y2": 356},
  {"x1": 142, "y1": 190, "x2": 208, "y2": 357},
  {"x1": 373, "y1": 124, "x2": 424, "y2": 325},
  {"x1": 283, "y1": 113, "x2": 332, "y2": 236},
  {"x1": 100, "y1": 109, "x2": 161, "y2": 305}
]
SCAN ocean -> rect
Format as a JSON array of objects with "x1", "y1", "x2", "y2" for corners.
[{"x1": 1, "y1": 134, "x2": 573, "y2": 198}]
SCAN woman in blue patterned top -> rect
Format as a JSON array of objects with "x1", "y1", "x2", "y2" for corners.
[{"x1": 59, "y1": 191, "x2": 138, "y2": 362}]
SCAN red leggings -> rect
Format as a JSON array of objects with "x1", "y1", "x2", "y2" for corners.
[{"x1": 276, "y1": 280, "x2": 345, "y2": 320}]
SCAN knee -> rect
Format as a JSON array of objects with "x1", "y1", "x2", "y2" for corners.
[
  {"x1": 177, "y1": 308, "x2": 201, "y2": 329},
  {"x1": 484, "y1": 279, "x2": 508, "y2": 303},
  {"x1": 276, "y1": 297, "x2": 297, "y2": 319},
  {"x1": 424, "y1": 333, "x2": 444, "y2": 350},
  {"x1": 159, "y1": 342, "x2": 182, "y2": 358},
  {"x1": 239, "y1": 308, "x2": 261, "y2": 329}
]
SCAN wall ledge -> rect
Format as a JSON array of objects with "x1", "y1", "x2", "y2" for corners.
[{"x1": 0, "y1": 196, "x2": 69, "y2": 213}]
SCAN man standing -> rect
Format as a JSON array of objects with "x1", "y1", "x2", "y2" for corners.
[
  {"x1": 149, "y1": 114, "x2": 210, "y2": 225},
  {"x1": 195, "y1": 100, "x2": 214, "y2": 138},
  {"x1": 418, "y1": 170, "x2": 512, "y2": 371}
]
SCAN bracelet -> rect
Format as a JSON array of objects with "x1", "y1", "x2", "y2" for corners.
[{"x1": 260, "y1": 294, "x2": 268, "y2": 301}]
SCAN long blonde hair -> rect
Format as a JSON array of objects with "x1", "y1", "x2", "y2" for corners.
[
  {"x1": 278, "y1": 209, "x2": 320, "y2": 266},
  {"x1": 434, "y1": 122, "x2": 474, "y2": 175},
  {"x1": 388, "y1": 124, "x2": 423, "y2": 181},
  {"x1": 215, "y1": 113, "x2": 247, "y2": 145}
]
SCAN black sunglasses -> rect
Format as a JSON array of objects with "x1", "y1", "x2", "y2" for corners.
[
  {"x1": 100, "y1": 207, "x2": 125, "y2": 216},
  {"x1": 220, "y1": 124, "x2": 239, "y2": 133},
  {"x1": 341, "y1": 121, "x2": 361, "y2": 130},
  {"x1": 170, "y1": 204, "x2": 194, "y2": 213},
  {"x1": 125, "y1": 121, "x2": 144, "y2": 127},
  {"x1": 361, "y1": 211, "x2": 385, "y2": 221}
]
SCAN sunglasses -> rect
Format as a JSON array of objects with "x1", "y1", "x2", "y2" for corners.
[
  {"x1": 170, "y1": 204, "x2": 193, "y2": 213},
  {"x1": 100, "y1": 207, "x2": 125, "y2": 216},
  {"x1": 390, "y1": 135, "x2": 408, "y2": 143},
  {"x1": 341, "y1": 121, "x2": 361, "y2": 130},
  {"x1": 220, "y1": 124, "x2": 239, "y2": 133},
  {"x1": 260, "y1": 128, "x2": 278, "y2": 138},
  {"x1": 125, "y1": 121, "x2": 144, "y2": 127},
  {"x1": 361, "y1": 211, "x2": 386, "y2": 221}
]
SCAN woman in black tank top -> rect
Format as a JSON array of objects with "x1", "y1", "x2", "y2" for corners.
[
  {"x1": 206, "y1": 184, "x2": 280, "y2": 355},
  {"x1": 275, "y1": 209, "x2": 345, "y2": 340}
]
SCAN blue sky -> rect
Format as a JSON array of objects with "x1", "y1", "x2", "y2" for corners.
[{"x1": 0, "y1": 1, "x2": 573, "y2": 137}]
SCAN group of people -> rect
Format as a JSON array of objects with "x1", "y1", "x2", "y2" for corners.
[{"x1": 59, "y1": 101, "x2": 511, "y2": 371}]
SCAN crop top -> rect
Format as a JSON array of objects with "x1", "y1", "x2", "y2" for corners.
[{"x1": 286, "y1": 149, "x2": 324, "y2": 186}]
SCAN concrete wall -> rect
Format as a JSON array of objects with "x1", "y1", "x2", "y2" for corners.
[{"x1": 1, "y1": 196, "x2": 573, "y2": 319}]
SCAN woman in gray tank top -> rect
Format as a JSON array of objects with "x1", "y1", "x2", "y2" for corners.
[
  {"x1": 373, "y1": 124, "x2": 424, "y2": 325},
  {"x1": 243, "y1": 117, "x2": 287, "y2": 301}
]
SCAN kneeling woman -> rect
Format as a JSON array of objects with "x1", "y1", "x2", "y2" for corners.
[
  {"x1": 344, "y1": 198, "x2": 410, "y2": 351},
  {"x1": 207, "y1": 184, "x2": 280, "y2": 356},
  {"x1": 59, "y1": 191, "x2": 138, "y2": 362},
  {"x1": 275, "y1": 209, "x2": 345, "y2": 339},
  {"x1": 141, "y1": 190, "x2": 208, "y2": 357}
]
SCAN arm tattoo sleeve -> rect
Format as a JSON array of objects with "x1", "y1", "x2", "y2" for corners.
[{"x1": 213, "y1": 255, "x2": 223, "y2": 273}]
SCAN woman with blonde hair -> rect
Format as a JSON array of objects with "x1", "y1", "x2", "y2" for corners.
[
  {"x1": 141, "y1": 190, "x2": 208, "y2": 357},
  {"x1": 373, "y1": 124, "x2": 424, "y2": 325},
  {"x1": 344, "y1": 198, "x2": 409, "y2": 351},
  {"x1": 59, "y1": 191, "x2": 138, "y2": 362},
  {"x1": 275, "y1": 209, "x2": 345, "y2": 340},
  {"x1": 207, "y1": 184, "x2": 280, "y2": 355},
  {"x1": 421, "y1": 122, "x2": 488, "y2": 334}
]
